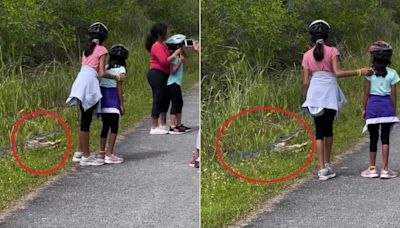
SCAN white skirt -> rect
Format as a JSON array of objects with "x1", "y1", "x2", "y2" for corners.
[{"x1": 65, "y1": 65, "x2": 102, "y2": 114}]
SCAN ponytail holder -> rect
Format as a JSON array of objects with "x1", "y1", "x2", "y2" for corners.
[
  {"x1": 92, "y1": 38, "x2": 100, "y2": 44},
  {"x1": 316, "y1": 39, "x2": 324, "y2": 45}
]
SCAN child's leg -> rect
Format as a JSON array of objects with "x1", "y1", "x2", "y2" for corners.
[
  {"x1": 168, "y1": 85, "x2": 177, "y2": 126},
  {"x1": 367, "y1": 124, "x2": 379, "y2": 167},
  {"x1": 322, "y1": 109, "x2": 335, "y2": 164},
  {"x1": 100, "y1": 113, "x2": 112, "y2": 154},
  {"x1": 79, "y1": 105, "x2": 94, "y2": 157},
  {"x1": 314, "y1": 115, "x2": 325, "y2": 170},
  {"x1": 175, "y1": 85, "x2": 184, "y2": 126},
  {"x1": 380, "y1": 123, "x2": 392, "y2": 170},
  {"x1": 106, "y1": 114, "x2": 120, "y2": 156}
]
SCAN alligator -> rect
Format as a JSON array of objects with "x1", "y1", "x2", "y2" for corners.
[
  {"x1": 0, "y1": 130, "x2": 61, "y2": 155},
  {"x1": 226, "y1": 129, "x2": 308, "y2": 161}
]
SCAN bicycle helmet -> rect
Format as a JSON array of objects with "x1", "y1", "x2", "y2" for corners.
[
  {"x1": 166, "y1": 34, "x2": 186, "y2": 45},
  {"x1": 88, "y1": 22, "x2": 108, "y2": 40},
  {"x1": 109, "y1": 44, "x2": 129, "y2": 60},
  {"x1": 308, "y1": 20, "x2": 330, "y2": 34},
  {"x1": 368, "y1": 40, "x2": 392, "y2": 61}
]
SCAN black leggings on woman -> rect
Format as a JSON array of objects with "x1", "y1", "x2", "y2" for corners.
[
  {"x1": 313, "y1": 109, "x2": 336, "y2": 140},
  {"x1": 80, "y1": 105, "x2": 96, "y2": 132},
  {"x1": 147, "y1": 69, "x2": 170, "y2": 118},
  {"x1": 368, "y1": 123, "x2": 391, "y2": 152},
  {"x1": 101, "y1": 113, "x2": 119, "y2": 138}
]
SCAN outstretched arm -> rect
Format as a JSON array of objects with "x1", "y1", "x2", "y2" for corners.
[
  {"x1": 362, "y1": 79, "x2": 370, "y2": 119},
  {"x1": 332, "y1": 56, "x2": 371, "y2": 78},
  {"x1": 98, "y1": 55, "x2": 125, "y2": 81}
]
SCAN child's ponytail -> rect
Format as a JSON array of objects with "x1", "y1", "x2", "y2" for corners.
[
  {"x1": 313, "y1": 39, "x2": 325, "y2": 61},
  {"x1": 372, "y1": 59, "x2": 389, "y2": 77},
  {"x1": 145, "y1": 23, "x2": 168, "y2": 52},
  {"x1": 84, "y1": 38, "x2": 98, "y2": 57}
]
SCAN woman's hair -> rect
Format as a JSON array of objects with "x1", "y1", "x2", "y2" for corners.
[
  {"x1": 145, "y1": 23, "x2": 168, "y2": 52},
  {"x1": 84, "y1": 34, "x2": 106, "y2": 57},
  {"x1": 372, "y1": 57, "x2": 390, "y2": 77},
  {"x1": 107, "y1": 55, "x2": 127, "y2": 70},
  {"x1": 310, "y1": 33, "x2": 328, "y2": 62}
]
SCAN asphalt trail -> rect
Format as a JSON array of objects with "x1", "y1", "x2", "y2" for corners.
[
  {"x1": 246, "y1": 126, "x2": 400, "y2": 228},
  {"x1": 0, "y1": 85, "x2": 199, "y2": 228}
]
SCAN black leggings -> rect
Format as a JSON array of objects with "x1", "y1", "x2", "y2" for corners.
[
  {"x1": 80, "y1": 105, "x2": 95, "y2": 132},
  {"x1": 101, "y1": 113, "x2": 119, "y2": 138},
  {"x1": 313, "y1": 109, "x2": 336, "y2": 140},
  {"x1": 368, "y1": 123, "x2": 391, "y2": 152},
  {"x1": 168, "y1": 83, "x2": 183, "y2": 114},
  {"x1": 147, "y1": 69, "x2": 170, "y2": 118}
]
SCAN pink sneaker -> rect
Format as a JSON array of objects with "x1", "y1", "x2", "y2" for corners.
[
  {"x1": 361, "y1": 167, "x2": 379, "y2": 178},
  {"x1": 105, "y1": 154, "x2": 124, "y2": 164},
  {"x1": 380, "y1": 169, "x2": 398, "y2": 179}
]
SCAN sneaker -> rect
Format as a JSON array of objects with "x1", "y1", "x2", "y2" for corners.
[
  {"x1": 318, "y1": 168, "x2": 329, "y2": 181},
  {"x1": 361, "y1": 166, "x2": 379, "y2": 178},
  {"x1": 380, "y1": 169, "x2": 398, "y2": 179},
  {"x1": 72, "y1": 152, "x2": 83, "y2": 162},
  {"x1": 105, "y1": 154, "x2": 124, "y2": 164},
  {"x1": 189, "y1": 150, "x2": 199, "y2": 167},
  {"x1": 80, "y1": 155, "x2": 105, "y2": 166},
  {"x1": 179, "y1": 124, "x2": 192, "y2": 132},
  {"x1": 325, "y1": 163, "x2": 337, "y2": 179},
  {"x1": 150, "y1": 127, "x2": 169, "y2": 135},
  {"x1": 160, "y1": 125, "x2": 170, "y2": 131},
  {"x1": 194, "y1": 157, "x2": 200, "y2": 168},
  {"x1": 169, "y1": 126, "x2": 186, "y2": 135}
]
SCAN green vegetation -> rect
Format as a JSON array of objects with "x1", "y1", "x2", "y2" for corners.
[
  {"x1": 201, "y1": 0, "x2": 400, "y2": 227},
  {"x1": 0, "y1": 1, "x2": 198, "y2": 213}
]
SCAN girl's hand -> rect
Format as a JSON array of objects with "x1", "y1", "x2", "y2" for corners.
[
  {"x1": 120, "y1": 104, "x2": 125, "y2": 115},
  {"x1": 173, "y1": 48, "x2": 182, "y2": 57},
  {"x1": 179, "y1": 54, "x2": 185, "y2": 64},
  {"x1": 361, "y1": 67, "x2": 374, "y2": 76},
  {"x1": 117, "y1": 73, "x2": 126, "y2": 81},
  {"x1": 193, "y1": 40, "x2": 200, "y2": 52}
]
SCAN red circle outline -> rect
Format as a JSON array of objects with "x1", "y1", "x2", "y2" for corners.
[
  {"x1": 215, "y1": 107, "x2": 315, "y2": 183},
  {"x1": 11, "y1": 110, "x2": 72, "y2": 175}
]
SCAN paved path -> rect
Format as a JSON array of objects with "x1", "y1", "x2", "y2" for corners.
[
  {"x1": 247, "y1": 126, "x2": 400, "y2": 228},
  {"x1": 0, "y1": 86, "x2": 199, "y2": 228}
]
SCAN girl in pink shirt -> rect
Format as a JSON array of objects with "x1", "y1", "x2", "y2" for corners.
[
  {"x1": 145, "y1": 23, "x2": 182, "y2": 135},
  {"x1": 302, "y1": 20, "x2": 371, "y2": 181},
  {"x1": 66, "y1": 22, "x2": 125, "y2": 166}
]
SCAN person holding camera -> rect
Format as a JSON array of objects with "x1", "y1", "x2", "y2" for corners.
[
  {"x1": 165, "y1": 34, "x2": 192, "y2": 134},
  {"x1": 145, "y1": 23, "x2": 182, "y2": 135}
]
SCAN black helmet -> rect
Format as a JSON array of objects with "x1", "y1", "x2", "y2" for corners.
[
  {"x1": 368, "y1": 41, "x2": 392, "y2": 61},
  {"x1": 109, "y1": 44, "x2": 129, "y2": 59},
  {"x1": 88, "y1": 22, "x2": 108, "y2": 41},
  {"x1": 309, "y1": 20, "x2": 330, "y2": 34}
]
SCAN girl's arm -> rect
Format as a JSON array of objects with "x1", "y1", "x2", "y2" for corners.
[
  {"x1": 98, "y1": 55, "x2": 125, "y2": 81},
  {"x1": 362, "y1": 79, "x2": 371, "y2": 118},
  {"x1": 332, "y1": 56, "x2": 371, "y2": 78},
  {"x1": 391, "y1": 84, "x2": 397, "y2": 114},
  {"x1": 170, "y1": 57, "x2": 183, "y2": 75},
  {"x1": 117, "y1": 74, "x2": 125, "y2": 115},
  {"x1": 303, "y1": 68, "x2": 311, "y2": 93},
  {"x1": 153, "y1": 44, "x2": 182, "y2": 65}
]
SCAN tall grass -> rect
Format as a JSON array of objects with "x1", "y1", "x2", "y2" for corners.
[
  {"x1": 201, "y1": 42, "x2": 400, "y2": 227},
  {"x1": 0, "y1": 38, "x2": 199, "y2": 212}
]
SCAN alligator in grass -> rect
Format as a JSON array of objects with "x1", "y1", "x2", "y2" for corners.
[
  {"x1": 0, "y1": 130, "x2": 61, "y2": 155},
  {"x1": 226, "y1": 129, "x2": 308, "y2": 161}
]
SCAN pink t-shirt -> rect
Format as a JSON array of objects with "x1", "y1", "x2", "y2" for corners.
[
  {"x1": 150, "y1": 41, "x2": 171, "y2": 74},
  {"x1": 82, "y1": 44, "x2": 108, "y2": 72},
  {"x1": 302, "y1": 45, "x2": 340, "y2": 72}
]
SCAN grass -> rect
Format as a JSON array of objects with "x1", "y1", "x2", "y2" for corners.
[
  {"x1": 0, "y1": 38, "x2": 199, "y2": 212},
  {"x1": 201, "y1": 44, "x2": 400, "y2": 227}
]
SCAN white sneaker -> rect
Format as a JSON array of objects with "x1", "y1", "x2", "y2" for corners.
[
  {"x1": 80, "y1": 155, "x2": 105, "y2": 166},
  {"x1": 72, "y1": 152, "x2": 83, "y2": 162},
  {"x1": 318, "y1": 168, "x2": 329, "y2": 181},
  {"x1": 380, "y1": 169, "x2": 398, "y2": 179},
  {"x1": 325, "y1": 163, "x2": 337, "y2": 179},
  {"x1": 150, "y1": 127, "x2": 169, "y2": 135}
]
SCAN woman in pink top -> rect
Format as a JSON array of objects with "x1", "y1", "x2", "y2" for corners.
[
  {"x1": 145, "y1": 23, "x2": 182, "y2": 135},
  {"x1": 66, "y1": 22, "x2": 125, "y2": 166},
  {"x1": 302, "y1": 20, "x2": 371, "y2": 181}
]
